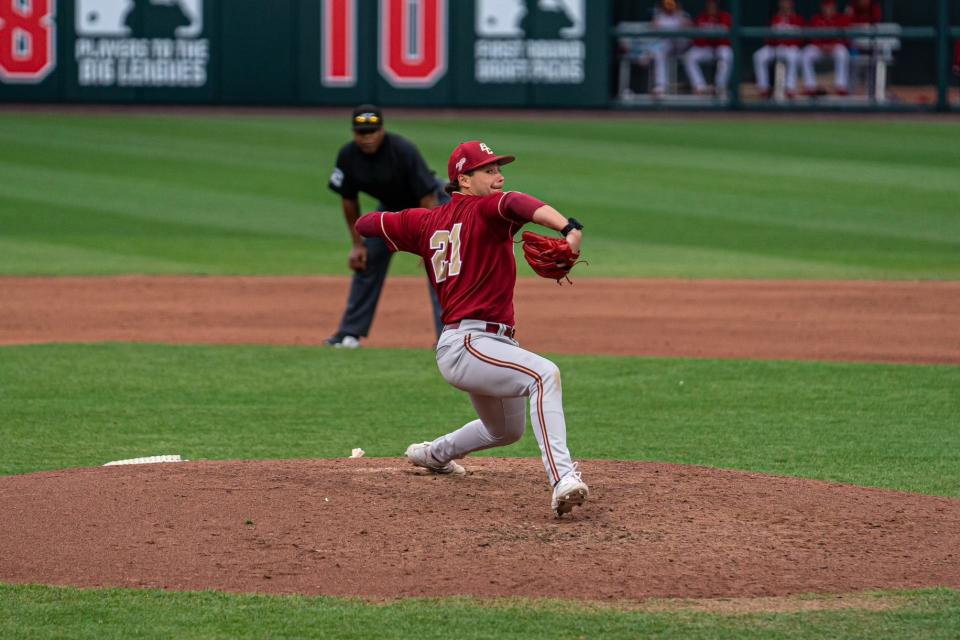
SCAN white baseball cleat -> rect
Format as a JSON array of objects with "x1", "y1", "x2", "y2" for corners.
[
  {"x1": 405, "y1": 442, "x2": 466, "y2": 476},
  {"x1": 552, "y1": 467, "x2": 589, "y2": 517}
]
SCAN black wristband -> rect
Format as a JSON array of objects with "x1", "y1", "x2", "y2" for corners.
[{"x1": 560, "y1": 217, "x2": 583, "y2": 237}]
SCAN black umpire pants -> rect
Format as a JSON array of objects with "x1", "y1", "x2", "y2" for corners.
[
  {"x1": 335, "y1": 181, "x2": 447, "y2": 340},
  {"x1": 335, "y1": 236, "x2": 443, "y2": 339}
]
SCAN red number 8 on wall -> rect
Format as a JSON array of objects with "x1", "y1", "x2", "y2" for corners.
[{"x1": 0, "y1": 0, "x2": 56, "y2": 83}]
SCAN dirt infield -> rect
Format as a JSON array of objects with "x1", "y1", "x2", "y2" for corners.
[
  {"x1": 2, "y1": 275, "x2": 959, "y2": 603},
  {"x1": 2, "y1": 458, "x2": 959, "y2": 601},
  {"x1": 2, "y1": 276, "x2": 959, "y2": 364}
]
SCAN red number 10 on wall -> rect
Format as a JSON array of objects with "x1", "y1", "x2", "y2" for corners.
[
  {"x1": 323, "y1": 0, "x2": 447, "y2": 89},
  {"x1": 0, "y1": 0, "x2": 56, "y2": 83}
]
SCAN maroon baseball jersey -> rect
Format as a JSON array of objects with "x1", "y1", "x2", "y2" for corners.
[
  {"x1": 355, "y1": 191, "x2": 545, "y2": 326},
  {"x1": 848, "y1": 3, "x2": 882, "y2": 24},
  {"x1": 809, "y1": 13, "x2": 851, "y2": 47},
  {"x1": 692, "y1": 11, "x2": 732, "y2": 47},
  {"x1": 766, "y1": 13, "x2": 805, "y2": 47}
]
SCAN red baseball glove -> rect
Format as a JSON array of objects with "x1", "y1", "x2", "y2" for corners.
[{"x1": 521, "y1": 231, "x2": 581, "y2": 284}]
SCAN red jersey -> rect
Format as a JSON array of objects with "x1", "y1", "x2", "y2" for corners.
[
  {"x1": 848, "y1": 3, "x2": 882, "y2": 24},
  {"x1": 766, "y1": 13, "x2": 805, "y2": 47},
  {"x1": 954, "y1": 41, "x2": 960, "y2": 68},
  {"x1": 355, "y1": 191, "x2": 545, "y2": 327},
  {"x1": 692, "y1": 11, "x2": 732, "y2": 47},
  {"x1": 810, "y1": 13, "x2": 850, "y2": 47}
]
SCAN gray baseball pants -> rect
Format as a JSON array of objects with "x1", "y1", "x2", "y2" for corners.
[{"x1": 427, "y1": 320, "x2": 576, "y2": 486}]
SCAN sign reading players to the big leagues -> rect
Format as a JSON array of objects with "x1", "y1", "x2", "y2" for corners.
[
  {"x1": 475, "y1": 0, "x2": 586, "y2": 84},
  {"x1": 74, "y1": 0, "x2": 208, "y2": 87}
]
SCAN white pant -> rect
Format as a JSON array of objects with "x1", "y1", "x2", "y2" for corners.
[
  {"x1": 801, "y1": 44, "x2": 849, "y2": 90},
  {"x1": 429, "y1": 321, "x2": 575, "y2": 486},
  {"x1": 754, "y1": 45, "x2": 800, "y2": 91},
  {"x1": 684, "y1": 45, "x2": 732, "y2": 92},
  {"x1": 651, "y1": 40, "x2": 689, "y2": 92}
]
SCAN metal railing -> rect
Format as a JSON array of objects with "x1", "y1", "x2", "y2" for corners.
[{"x1": 612, "y1": 0, "x2": 957, "y2": 112}]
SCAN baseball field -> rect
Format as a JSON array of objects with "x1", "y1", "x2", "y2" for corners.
[{"x1": 1, "y1": 110, "x2": 959, "y2": 638}]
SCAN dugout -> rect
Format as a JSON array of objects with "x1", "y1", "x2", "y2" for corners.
[{"x1": 612, "y1": 0, "x2": 960, "y2": 111}]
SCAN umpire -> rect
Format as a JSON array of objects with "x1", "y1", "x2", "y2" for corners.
[{"x1": 325, "y1": 105, "x2": 446, "y2": 348}]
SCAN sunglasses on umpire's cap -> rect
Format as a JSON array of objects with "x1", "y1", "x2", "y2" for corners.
[
  {"x1": 446, "y1": 141, "x2": 515, "y2": 191},
  {"x1": 351, "y1": 104, "x2": 383, "y2": 133}
]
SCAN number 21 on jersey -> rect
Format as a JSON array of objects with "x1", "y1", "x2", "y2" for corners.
[{"x1": 430, "y1": 223, "x2": 462, "y2": 283}]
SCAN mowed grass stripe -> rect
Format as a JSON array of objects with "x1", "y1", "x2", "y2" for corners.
[
  {"x1": 3, "y1": 162, "x2": 953, "y2": 276},
  {"x1": 570, "y1": 161, "x2": 960, "y2": 240},
  {"x1": 0, "y1": 124, "x2": 322, "y2": 178},
  {"x1": 1, "y1": 584, "x2": 959, "y2": 640},
  {"x1": 2, "y1": 114, "x2": 337, "y2": 166},
  {"x1": 0, "y1": 193, "x2": 408, "y2": 275},
  {"x1": 1, "y1": 344, "x2": 958, "y2": 497},
  {"x1": 0, "y1": 166, "x2": 322, "y2": 237},
  {"x1": 0, "y1": 194, "x2": 328, "y2": 275},
  {"x1": 1, "y1": 113, "x2": 958, "y2": 278},
  {"x1": 0, "y1": 130, "x2": 323, "y2": 203},
  {"x1": 0, "y1": 237, "x2": 197, "y2": 273},
  {"x1": 471, "y1": 118, "x2": 960, "y2": 169},
  {"x1": 505, "y1": 130, "x2": 960, "y2": 196}
]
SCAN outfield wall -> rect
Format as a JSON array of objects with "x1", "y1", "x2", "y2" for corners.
[
  {"x1": 0, "y1": 0, "x2": 955, "y2": 110},
  {"x1": 0, "y1": 0, "x2": 610, "y2": 107}
]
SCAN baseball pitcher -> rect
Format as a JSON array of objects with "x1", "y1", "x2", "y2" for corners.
[{"x1": 355, "y1": 141, "x2": 588, "y2": 517}]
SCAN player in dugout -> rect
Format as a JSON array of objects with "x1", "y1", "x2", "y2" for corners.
[
  {"x1": 801, "y1": 0, "x2": 851, "y2": 97},
  {"x1": 683, "y1": 0, "x2": 733, "y2": 97},
  {"x1": 846, "y1": 0, "x2": 882, "y2": 24},
  {"x1": 753, "y1": 0, "x2": 805, "y2": 100}
]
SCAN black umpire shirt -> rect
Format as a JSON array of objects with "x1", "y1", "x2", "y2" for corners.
[{"x1": 328, "y1": 132, "x2": 436, "y2": 212}]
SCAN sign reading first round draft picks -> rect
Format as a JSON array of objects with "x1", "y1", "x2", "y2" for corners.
[
  {"x1": 74, "y1": 0, "x2": 209, "y2": 87},
  {"x1": 474, "y1": 0, "x2": 586, "y2": 84}
]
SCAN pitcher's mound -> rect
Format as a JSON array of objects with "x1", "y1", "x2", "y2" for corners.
[{"x1": 1, "y1": 458, "x2": 959, "y2": 601}]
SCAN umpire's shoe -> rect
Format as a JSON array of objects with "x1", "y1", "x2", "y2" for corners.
[
  {"x1": 324, "y1": 334, "x2": 361, "y2": 349},
  {"x1": 405, "y1": 442, "x2": 466, "y2": 476}
]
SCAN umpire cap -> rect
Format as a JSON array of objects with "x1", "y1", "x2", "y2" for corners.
[{"x1": 351, "y1": 105, "x2": 384, "y2": 133}]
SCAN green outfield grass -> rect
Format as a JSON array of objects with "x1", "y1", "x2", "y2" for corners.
[
  {"x1": 2, "y1": 344, "x2": 959, "y2": 496},
  {"x1": 0, "y1": 112, "x2": 958, "y2": 279},
  {"x1": 2, "y1": 584, "x2": 959, "y2": 640}
]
